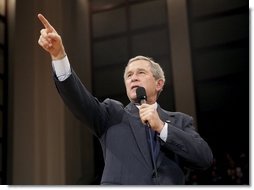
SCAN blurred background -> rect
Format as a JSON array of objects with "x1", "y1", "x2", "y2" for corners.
[{"x1": 0, "y1": 0, "x2": 249, "y2": 185}]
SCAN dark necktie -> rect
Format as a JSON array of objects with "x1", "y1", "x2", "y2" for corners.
[{"x1": 146, "y1": 127, "x2": 160, "y2": 160}]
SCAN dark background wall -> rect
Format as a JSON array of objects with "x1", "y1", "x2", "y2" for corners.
[
  {"x1": 188, "y1": 0, "x2": 249, "y2": 156},
  {"x1": 186, "y1": 0, "x2": 249, "y2": 184}
]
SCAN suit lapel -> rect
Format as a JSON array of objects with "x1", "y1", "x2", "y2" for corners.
[
  {"x1": 157, "y1": 105, "x2": 175, "y2": 124},
  {"x1": 125, "y1": 103, "x2": 152, "y2": 168}
]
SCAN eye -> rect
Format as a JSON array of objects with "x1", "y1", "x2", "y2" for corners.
[{"x1": 127, "y1": 73, "x2": 132, "y2": 78}]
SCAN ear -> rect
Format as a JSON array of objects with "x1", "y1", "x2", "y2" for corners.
[{"x1": 156, "y1": 79, "x2": 164, "y2": 92}]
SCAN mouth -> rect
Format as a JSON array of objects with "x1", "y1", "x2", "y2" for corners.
[{"x1": 131, "y1": 85, "x2": 140, "y2": 90}]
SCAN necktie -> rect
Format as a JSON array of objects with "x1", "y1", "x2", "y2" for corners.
[
  {"x1": 145, "y1": 127, "x2": 160, "y2": 182},
  {"x1": 146, "y1": 127, "x2": 160, "y2": 160}
]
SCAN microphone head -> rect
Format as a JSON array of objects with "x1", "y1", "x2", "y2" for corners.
[{"x1": 136, "y1": 87, "x2": 147, "y2": 104}]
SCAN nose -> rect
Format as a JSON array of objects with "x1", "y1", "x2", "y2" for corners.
[{"x1": 131, "y1": 74, "x2": 138, "y2": 82}]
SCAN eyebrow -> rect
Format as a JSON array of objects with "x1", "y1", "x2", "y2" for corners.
[
  {"x1": 126, "y1": 68, "x2": 147, "y2": 76},
  {"x1": 128, "y1": 68, "x2": 148, "y2": 73},
  {"x1": 137, "y1": 68, "x2": 147, "y2": 72}
]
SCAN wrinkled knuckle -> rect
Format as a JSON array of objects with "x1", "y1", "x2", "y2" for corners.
[{"x1": 41, "y1": 29, "x2": 47, "y2": 35}]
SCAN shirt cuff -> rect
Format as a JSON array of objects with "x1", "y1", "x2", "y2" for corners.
[
  {"x1": 159, "y1": 122, "x2": 168, "y2": 142},
  {"x1": 52, "y1": 55, "x2": 71, "y2": 81}
]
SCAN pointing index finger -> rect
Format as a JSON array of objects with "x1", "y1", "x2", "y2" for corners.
[{"x1": 38, "y1": 14, "x2": 55, "y2": 32}]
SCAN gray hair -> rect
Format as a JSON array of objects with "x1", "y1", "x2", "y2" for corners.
[{"x1": 124, "y1": 55, "x2": 165, "y2": 83}]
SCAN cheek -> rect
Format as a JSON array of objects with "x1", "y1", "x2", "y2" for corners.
[
  {"x1": 125, "y1": 81, "x2": 130, "y2": 90},
  {"x1": 145, "y1": 81, "x2": 157, "y2": 95}
]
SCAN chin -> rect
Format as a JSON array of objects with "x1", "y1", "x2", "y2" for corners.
[{"x1": 128, "y1": 94, "x2": 137, "y2": 103}]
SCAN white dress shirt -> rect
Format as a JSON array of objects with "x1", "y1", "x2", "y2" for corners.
[
  {"x1": 52, "y1": 55, "x2": 71, "y2": 81},
  {"x1": 52, "y1": 56, "x2": 168, "y2": 142}
]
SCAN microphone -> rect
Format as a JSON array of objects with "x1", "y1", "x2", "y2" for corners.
[
  {"x1": 136, "y1": 87, "x2": 147, "y2": 105},
  {"x1": 136, "y1": 87, "x2": 149, "y2": 126},
  {"x1": 136, "y1": 87, "x2": 149, "y2": 125}
]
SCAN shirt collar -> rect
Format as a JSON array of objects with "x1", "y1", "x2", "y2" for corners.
[{"x1": 136, "y1": 102, "x2": 158, "y2": 110}]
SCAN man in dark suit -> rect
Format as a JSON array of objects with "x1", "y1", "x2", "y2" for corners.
[{"x1": 38, "y1": 14, "x2": 213, "y2": 185}]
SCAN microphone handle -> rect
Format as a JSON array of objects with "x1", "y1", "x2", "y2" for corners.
[
  {"x1": 140, "y1": 99, "x2": 146, "y2": 105},
  {"x1": 140, "y1": 99, "x2": 151, "y2": 127}
]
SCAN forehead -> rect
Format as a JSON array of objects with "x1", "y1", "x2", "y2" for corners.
[{"x1": 126, "y1": 60, "x2": 151, "y2": 72}]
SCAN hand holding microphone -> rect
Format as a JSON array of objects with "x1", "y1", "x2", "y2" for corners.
[{"x1": 136, "y1": 87, "x2": 164, "y2": 133}]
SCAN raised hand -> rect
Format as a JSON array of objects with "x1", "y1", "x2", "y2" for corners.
[{"x1": 37, "y1": 14, "x2": 66, "y2": 60}]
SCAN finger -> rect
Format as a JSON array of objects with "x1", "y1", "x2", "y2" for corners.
[
  {"x1": 39, "y1": 31, "x2": 52, "y2": 44},
  {"x1": 140, "y1": 112, "x2": 152, "y2": 122},
  {"x1": 139, "y1": 104, "x2": 152, "y2": 111},
  {"x1": 38, "y1": 13, "x2": 55, "y2": 32},
  {"x1": 140, "y1": 103, "x2": 149, "y2": 108},
  {"x1": 40, "y1": 29, "x2": 51, "y2": 41},
  {"x1": 38, "y1": 36, "x2": 50, "y2": 49},
  {"x1": 39, "y1": 34, "x2": 54, "y2": 49},
  {"x1": 47, "y1": 32, "x2": 60, "y2": 41},
  {"x1": 40, "y1": 30, "x2": 59, "y2": 42},
  {"x1": 139, "y1": 105, "x2": 154, "y2": 115}
]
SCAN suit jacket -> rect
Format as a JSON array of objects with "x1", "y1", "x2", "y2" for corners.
[{"x1": 54, "y1": 70, "x2": 213, "y2": 185}]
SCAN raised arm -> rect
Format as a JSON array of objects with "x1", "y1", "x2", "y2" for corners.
[{"x1": 37, "y1": 14, "x2": 66, "y2": 60}]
